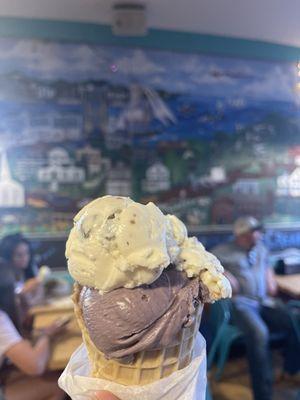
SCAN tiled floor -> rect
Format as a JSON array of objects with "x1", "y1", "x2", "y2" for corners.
[{"x1": 209, "y1": 352, "x2": 300, "y2": 400}]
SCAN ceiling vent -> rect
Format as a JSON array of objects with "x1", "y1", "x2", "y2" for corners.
[{"x1": 112, "y1": 3, "x2": 147, "y2": 36}]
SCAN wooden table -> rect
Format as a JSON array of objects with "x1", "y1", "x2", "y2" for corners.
[
  {"x1": 30, "y1": 297, "x2": 82, "y2": 370},
  {"x1": 275, "y1": 274, "x2": 300, "y2": 299}
]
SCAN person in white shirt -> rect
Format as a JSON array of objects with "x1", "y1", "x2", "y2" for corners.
[{"x1": 0, "y1": 262, "x2": 64, "y2": 400}]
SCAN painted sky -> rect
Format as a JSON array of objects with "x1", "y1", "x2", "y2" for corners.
[{"x1": 0, "y1": 38, "x2": 298, "y2": 102}]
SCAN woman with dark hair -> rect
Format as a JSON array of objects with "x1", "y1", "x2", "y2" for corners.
[
  {"x1": 0, "y1": 233, "x2": 41, "y2": 303},
  {"x1": 0, "y1": 262, "x2": 65, "y2": 400}
]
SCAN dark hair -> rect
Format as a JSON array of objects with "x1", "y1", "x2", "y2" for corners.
[
  {"x1": 0, "y1": 262, "x2": 21, "y2": 331},
  {"x1": 0, "y1": 233, "x2": 36, "y2": 279}
]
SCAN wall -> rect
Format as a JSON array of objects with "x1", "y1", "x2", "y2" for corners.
[{"x1": 0, "y1": 17, "x2": 300, "y2": 263}]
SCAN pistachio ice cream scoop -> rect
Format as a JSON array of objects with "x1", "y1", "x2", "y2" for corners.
[{"x1": 66, "y1": 195, "x2": 231, "y2": 299}]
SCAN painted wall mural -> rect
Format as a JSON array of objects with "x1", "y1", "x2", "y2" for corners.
[{"x1": 0, "y1": 37, "x2": 300, "y2": 236}]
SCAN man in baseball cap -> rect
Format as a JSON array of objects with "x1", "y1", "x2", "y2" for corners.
[
  {"x1": 233, "y1": 216, "x2": 263, "y2": 236},
  {"x1": 211, "y1": 216, "x2": 300, "y2": 400}
]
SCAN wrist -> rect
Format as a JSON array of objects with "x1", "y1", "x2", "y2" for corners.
[
  {"x1": 40, "y1": 333, "x2": 53, "y2": 345},
  {"x1": 37, "y1": 329, "x2": 53, "y2": 340}
]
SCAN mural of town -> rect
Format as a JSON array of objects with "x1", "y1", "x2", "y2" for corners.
[{"x1": 0, "y1": 37, "x2": 300, "y2": 236}]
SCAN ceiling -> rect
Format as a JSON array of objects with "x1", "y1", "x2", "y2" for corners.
[{"x1": 1, "y1": 0, "x2": 300, "y2": 47}]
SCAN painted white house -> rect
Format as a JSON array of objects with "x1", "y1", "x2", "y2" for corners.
[
  {"x1": 38, "y1": 147, "x2": 85, "y2": 192},
  {"x1": 142, "y1": 161, "x2": 171, "y2": 193},
  {"x1": 76, "y1": 144, "x2": 110, "y2": 175},
  {"x1": 198, "y1": 166, "x2": 227, "y2": 186},
  {"x1": 233, "y1": 178, "x2": 260, "y2": 196},
  {"x1": 106, "y1": 162, "x2": 132, "y2": 197},
  {"x1": 277, "y1": 168, "x2": 300, "y2": 197},
  {"x1": 0, "y1": 149, "x2": 25, "y2": 207},
  {"x1": 210, "y1": 167, "x2": 226, "y2": 183}
]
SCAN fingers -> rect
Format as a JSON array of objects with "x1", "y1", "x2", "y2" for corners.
[{"x1": 94, "y1": 390, "x2": 120, "y2": 400}]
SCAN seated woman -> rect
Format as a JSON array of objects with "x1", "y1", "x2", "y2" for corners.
[
  {"x1": 0, "y1": 262, "x2": 65, "y2": 400},
  {"x1": 0, "y1": 234, "x2": 43, "y2": 308}
]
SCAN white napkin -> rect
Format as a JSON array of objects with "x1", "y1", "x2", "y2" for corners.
[{"x1": 59, "y1": 333, "x2": 207, "y2": 400}]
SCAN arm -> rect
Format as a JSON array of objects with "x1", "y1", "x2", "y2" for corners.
[
  {"x1": 266, "y1": 267, "x2": 278, "y2": 297},
  {"x1": 20, "y1": 277, "x2": 41, "y2": 295},
  {"x1": 5, "y1": 319, "x2": 65, "y2": 376},
  {"x1": 5, "y1": 335, "x2": 51, "y2": 376},
  {"x1": 18, "y1": 278, "x2": 44, "y2": 311},
  {"x1": 224, "y1": 269, "x2": 240, "y2": 295}
]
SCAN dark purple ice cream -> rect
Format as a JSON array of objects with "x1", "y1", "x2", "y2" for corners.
[{"x1": 79, "y1": 269, "x2": 201, "y2": 358}]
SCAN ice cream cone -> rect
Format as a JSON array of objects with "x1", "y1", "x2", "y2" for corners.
[{"x1": 72, "y1": 283, "x2": 203, "y2": 386}]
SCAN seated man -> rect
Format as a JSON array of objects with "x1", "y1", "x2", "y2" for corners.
[{"x1": 212, "y1": 216, "x2": 300, "y2": 400}]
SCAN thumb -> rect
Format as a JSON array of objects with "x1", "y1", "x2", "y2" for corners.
[{"x1": 94, "y1": 390, "x2": 121, "y2": 400}]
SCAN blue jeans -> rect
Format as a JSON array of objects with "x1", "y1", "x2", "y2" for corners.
[{"x1": 232, "y1": 297, "x2": 300, "y2": 400}]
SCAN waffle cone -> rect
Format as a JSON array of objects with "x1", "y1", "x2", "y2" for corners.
[{"x1": 72, "y1": 282, "x2": 203, "y2": 386}]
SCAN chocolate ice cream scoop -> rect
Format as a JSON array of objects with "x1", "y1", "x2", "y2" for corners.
[{"x1": 79, "y1": 269, "x2": 200, "y2": 359}]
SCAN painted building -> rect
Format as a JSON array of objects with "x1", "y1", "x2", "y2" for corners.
[
  {"x1": 38, "y1": 147, "x2": 85, "y2": 192},
  {"x1": 76, "y1": 144, "x2": 110, "y2": 175},
  {"x1": 0, "y1": 149, "x2": 25, "y2": 207},
  {"x1": 142, "y1": 161, "x2": 171, "y2": 193},
  {"x1": 106, "y1": 162, "x2": 132, "y2": 196},
  {"x1": 233, "y1": 178, "x2": 260, "y2": 195}
]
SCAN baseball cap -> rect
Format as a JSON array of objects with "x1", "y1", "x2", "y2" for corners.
[{"x1": 233, "y1": 216, "x2": 263, "y2": 236}]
